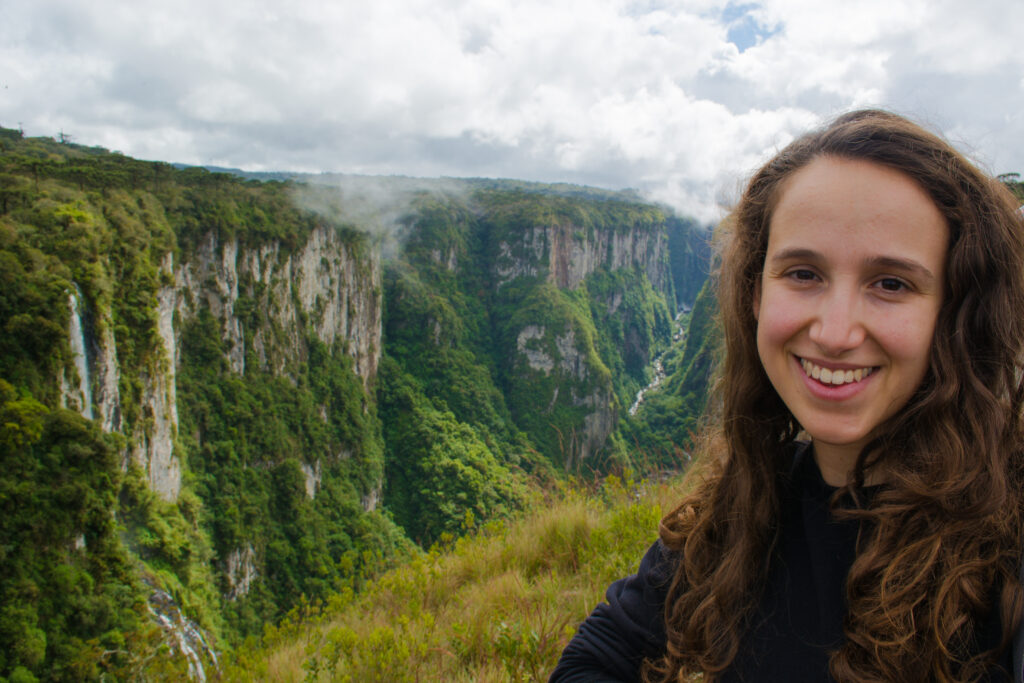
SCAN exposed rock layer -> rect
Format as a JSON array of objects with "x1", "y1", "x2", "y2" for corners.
[
  {"x1": 494, "y1": 222, "x2": 670, "y2": 294},
  {"x1": 60, "y1": 225, "x2": 382, "y2": 501}
]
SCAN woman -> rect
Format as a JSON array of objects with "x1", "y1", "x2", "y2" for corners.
[{"x1": 551, "y1": 110, "x2": 1024, "y2": 682}]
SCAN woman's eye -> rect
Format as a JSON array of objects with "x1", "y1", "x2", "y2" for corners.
[
  {"x1": 790, "y1": 269, "x2": 817, "y2": 281},
  {"x1": 878, "y1": 277, "x2": 907, "y2": 292}
]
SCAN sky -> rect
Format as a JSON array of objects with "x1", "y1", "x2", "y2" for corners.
[{"x1": 2, "y1": 0, "x2": 1023, "y2": 222}]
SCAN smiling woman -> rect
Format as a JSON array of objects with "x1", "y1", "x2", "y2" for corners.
[
  {"x1": 551, "y1": 110, "x2": 1024, "y2": 682},
  {"x1": 754, "y1": 157, "x2": 948, "y2": 486}
]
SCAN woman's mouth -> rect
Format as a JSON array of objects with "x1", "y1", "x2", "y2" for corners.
[{"x1": 799, "y1": 357, "x2": 875, "y2": 386}]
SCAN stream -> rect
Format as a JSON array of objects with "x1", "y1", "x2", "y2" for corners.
[{"x1": 628, "y1": 310, "x2": 688, "y2": 416}]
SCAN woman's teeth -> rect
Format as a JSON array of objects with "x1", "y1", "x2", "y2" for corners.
[{"x1": 800, "y1": 358, "x2": 874, "y2": 385}]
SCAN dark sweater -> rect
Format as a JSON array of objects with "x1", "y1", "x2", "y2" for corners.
[{"x1": 550, "y1": 445, "x2": 1013, "y2": 682}]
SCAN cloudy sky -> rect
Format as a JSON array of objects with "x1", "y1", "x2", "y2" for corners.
[{"x1": 2, "y1": 0, "x2": 1022, "y2": 221}]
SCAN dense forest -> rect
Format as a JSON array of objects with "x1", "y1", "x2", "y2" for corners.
[{"x1": 0, "y1": 126, "x2": 714, "y2": 680}]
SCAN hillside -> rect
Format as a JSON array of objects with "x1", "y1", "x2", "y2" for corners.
[{"x1": 222, "y1": 470, "x2": 685, "y2": 682}]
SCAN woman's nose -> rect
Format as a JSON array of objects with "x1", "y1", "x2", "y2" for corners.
[{"x1": 808, "y1": 288, "x2": 865, "y2": 355}]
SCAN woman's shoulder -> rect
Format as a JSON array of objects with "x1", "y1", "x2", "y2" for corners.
[{"x1": 549, "y1": 540, "x2": 676, "y2": 682}]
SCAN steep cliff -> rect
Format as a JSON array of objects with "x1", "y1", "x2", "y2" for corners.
[
  {"x1": 383, "y1": 189, "x2": 678, "y2": 480},
  {"x1": 174, "y1": 225, "x2": 381, "y2": 383},
  {"x1": 483, "y1": 192, "x2": 675, "y2": 469},
  {"x1": 492, "y1": 215, "x2": 670, "y2": 293},
  {"x1": 49, "y1": 217, "x2": 383, "y2": 510}
]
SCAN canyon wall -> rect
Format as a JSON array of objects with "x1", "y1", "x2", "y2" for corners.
[
  {"x1": 61, "y1": 224, "x2": 382, "y2": 502},
  {"x1": 493, "y1": 220, "x2": 670, "y2": 294},
  {"x1": 389, "y1": 191, "x2": 676, "y2": 471},
  {"x1": 491, "y1": 209, "x2": 673, "y2": 467}
]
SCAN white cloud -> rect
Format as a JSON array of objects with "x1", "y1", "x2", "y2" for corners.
[{"x1": 1, "y1": 0, "x2": 1022, "y2": 222}]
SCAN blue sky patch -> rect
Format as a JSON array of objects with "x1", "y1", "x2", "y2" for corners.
[{"x1": 723, "y1": 3, "x2": 780, "y2": 52}]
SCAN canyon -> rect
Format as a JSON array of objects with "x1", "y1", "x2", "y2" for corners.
[{"x1": 0, "y1": 129, "x2": 708, "y2": 677}]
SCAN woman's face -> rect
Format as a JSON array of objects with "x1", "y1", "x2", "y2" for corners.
[{"x1": 753, "y1": 156, "x2": 948, "y2": 485}]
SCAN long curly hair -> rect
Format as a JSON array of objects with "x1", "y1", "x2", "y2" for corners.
[{"x1": 647, "y1": 110, "x2": 1024, "y2": 682}]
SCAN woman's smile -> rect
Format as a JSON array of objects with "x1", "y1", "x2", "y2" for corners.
[
  {"x1": 794, "y1": 355, "x2": 878, "y2": 404},
  {"x1": 754, "y1": 156, "x2": 948, "y2": 485},
  {"x1": 798, "y1": 357, "x2": 875, "y2": 386}
]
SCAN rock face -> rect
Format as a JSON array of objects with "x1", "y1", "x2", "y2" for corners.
[
  {"x1": 492, "y1": 210, "x2": 674, "y2": 468},
  {"x1": 494, "y1": 222, "x2": 670, "y2": 294},
  {"x1": 301, "y1": 459, "x2": 322, "y2": 499},
  {"x1": 225, "y1": 544, "x2": 258, "y2": 601},
  {"x1": 61, "y1": 286, "x2": 123, "y2": 432},
  {"x1": 58, "y1": 225, "x2": 382, "y2": 502},
  {"x1": 93, "y1": 319, "x2": 122, "y2": 433},
  {"x1": 132, "y1": 254, "x2": 182, "y2": 500},
  {"x1": 175, "y1": 227, "x2": 381, "y2": 385},
  {"x1": 61, "y1": 287, "x2": 122, "y2": 417},
  {"x1": 515, "y1": 322, "x2": 618, "y2": 467}
]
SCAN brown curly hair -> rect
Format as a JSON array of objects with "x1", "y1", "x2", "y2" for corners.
[{"x1": 647, "y1": 110, "x2": 1024, "y2": 682}]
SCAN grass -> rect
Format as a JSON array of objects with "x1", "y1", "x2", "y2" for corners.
[{"x1": 219, "y1": 471, "x2": 687, "y2": 681}]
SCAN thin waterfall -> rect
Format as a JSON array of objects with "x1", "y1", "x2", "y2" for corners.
[{"x1": 67, "y1": 286, "x2": 94, "y2": 420}]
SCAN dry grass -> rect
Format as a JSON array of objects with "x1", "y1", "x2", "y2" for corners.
[{"x1": 223, "y1": 472, "x2": 689, "y2": 682}]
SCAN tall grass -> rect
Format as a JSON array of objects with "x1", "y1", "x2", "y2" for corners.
[{"x1": 220, "y1": 472, "x2": 687, "y2": 681}]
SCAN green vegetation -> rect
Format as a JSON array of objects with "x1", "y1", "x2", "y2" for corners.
[
  {"x1": 0, "y1": 125, "x2": 711, "y2": 678},
  {"x1": 177, "y1": 313, "x2": 413, "y2": 636},
  {"x1": 0, "y1": 380, "x2": 188, "y2": 680},
  {"x1": 379, "y1": 185, "x2": 683, "y2": 497},
  {"x1": 379, "y1": 355, "x2": 530, "y2": 545},
  {"x1": 585, "y1": 267, "x2": 674, "y2": 406},
  {"x1": 1003, "y1": 176, "x2": 1024, "y2": 203}
]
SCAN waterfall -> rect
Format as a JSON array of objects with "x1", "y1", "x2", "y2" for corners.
[
  {"x1": 148, "y1": 588, "x2": 220, "y2": 681},
  {"x1": 67, "y1": 286, "x2": 94, "y2": 420}
]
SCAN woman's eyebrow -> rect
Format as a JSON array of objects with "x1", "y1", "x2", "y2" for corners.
[
  {"x1": 765, "y1": 247, "x2": 820, "y2": 264},
  {"x1": 861, "y1": 256, "x2": 938, "y2": 285}
]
